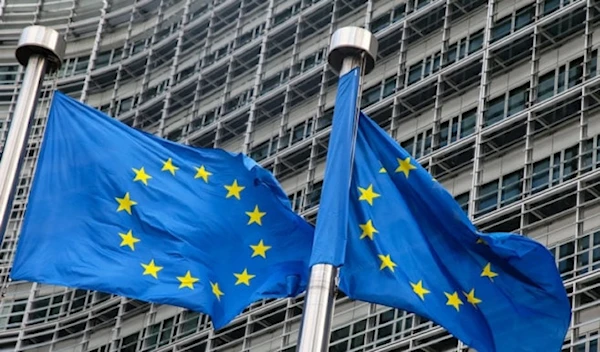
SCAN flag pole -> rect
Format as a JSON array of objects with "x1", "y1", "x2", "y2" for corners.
[
  {"x1": 0, "y1": 26, "x2": 65, "y2": 238},
  {"x1": 297, "y1": 26, "x2": 377, "y2": 352}
]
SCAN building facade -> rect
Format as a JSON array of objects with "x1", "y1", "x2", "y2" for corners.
[{"x1": 0, "y1": 0, "x2": 597, "y2": 350}]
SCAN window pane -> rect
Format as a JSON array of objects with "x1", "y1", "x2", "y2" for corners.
[
  {"x1": 507, "y1": 85, "x2": 528, "y2": 116},
  {"x1": 484, "y1": 96, "x2": 505, "y2": 126},
  {"x1": 408, "y1": 64, "x2": 422, "y2": 85},
  {"x1": 460, "y1": 110, "x2": 476, "y2": 137},
  {"x1": 501, "y1": 171, "x2": 522, "y2": 205},
  {"x1": 477, "y1": 180, "x2": 499, "y2": 214},
  {"x1": 515, "y1": 7, "x2": 534, "y2": 30},
  {"x1": 543, "y1": 0, "x2": 560, "y2": 15},
  {"x1": 537, "y1": 71, "x2": 556, "y2": 101},
  {"x1": 568, "y1": 57, "x2": 584, "y2": 88},
  {"x1": 532, "y1": 158, "x2": 550, "y2": 193},
  {"x1": 491, "y1": 18, "x2": 511, "y2": 42},
  {"x1": 468, "y1": 31, "x2": 484, "y2": 54},
  {"x1": 439, "y1": 121, "x2": 449, "y2": 147}
]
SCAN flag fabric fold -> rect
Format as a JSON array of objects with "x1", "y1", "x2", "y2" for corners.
[
  {"x1": 309, "y1": 67, "x2": 360, "y2": 267},
  {"x1": 11, "y1": 91, "x2": 314, "y2": 329}
]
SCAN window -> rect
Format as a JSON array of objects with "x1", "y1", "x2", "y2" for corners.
[
  {"x1": 507, "y1": 84, "x2": 528, "y2": 116},
  {"x1": 568, "y1": 57, "x2": 584, "y2": 88},
  {"x1": 537, "y1": 71, "x2": 555, "y2": 101},
  {"x1": 407, "y1": 63, "x2": 422, "y2": 85},
  {"x1": 484, "y1": 95, "x2": 505, "y2": 126},
  {"x1": 460, "y1": 109, "x2": 476, "y2": 137},
  {"x1": 477, "y1": 180, "x2": 499, "y2": 215},
  {"x1": 491, "y1": 17, "x2": 511, "y2": 42},
  {"x1": 501, "y1": 171, "x2": 522, "y2": 206},
  {"x1": 455, "y1": 192, "x2": 469, "y2": 214},
  {"x1": 515, "y1": 7, "x2": 534, "y2": 31},
  {"x1": 468, "y1": 30, "x2": 484, "y2": 54},
  {"x1": 543, "y1": 0, "x2": 561, "y2": 15},
  {"x1": 402, "y1": 129, "x2": 432, "y2": 159},
  {"x1": 532, "y1": 158, "x2": 550, "y2": 193}
]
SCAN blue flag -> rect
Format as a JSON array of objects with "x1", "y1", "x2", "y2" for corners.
[
  {"x1": 11, "y1": 92, "x2": 314, "y2": 329},
  {"x1": 314, "y1": 70, "x2": 571, "y2": 351}
]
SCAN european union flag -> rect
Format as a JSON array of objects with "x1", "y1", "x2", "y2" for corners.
[
  {"x1": 313, "y1": 69, "x2": 571, "y2": 351},
  {"x1": 11, "y1": 92, "x2": 314, "y2": 329}
]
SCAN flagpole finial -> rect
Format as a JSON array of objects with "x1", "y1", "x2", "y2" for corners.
[
  {"x1": 16, "y1": 26, "x2": 66, "y2": 73},
  {"x1": 328, "y1": 26, "x2": 378, "y2": 75}
]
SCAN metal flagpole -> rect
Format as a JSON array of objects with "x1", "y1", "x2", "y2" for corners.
[
  {"x1": 297, "y1": 26, "x2": 377, "y2": 352},
  {"x1": 0, "y1": 26, "x2": 65, "y2": 238}
]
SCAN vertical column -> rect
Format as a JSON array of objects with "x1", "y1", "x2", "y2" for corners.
[
  {"x1": 243, "y1": 0, "x2": 275, "y2": 154},
  {"x1": 575, "y1": 0, "x2": 593, "y2": 241},
  {"x1": 158, "y1": 0, "x2": 192, "y2": 138},
  {"x1": 432, "y1": 0, "x2": 452, "y2": 151},
  {"x1": 390, "y1": 17, "x2": 409, "y2": 139},
  {"x1": 109, "y1": 0, "x2": 140, "y2": 115},
  {"x1": 306, "y1": 0, "x2": 339, "y2": 212},
  {"x1": 521, "y1": 0, "x2": 542, "y2": 231},
  {"x1": 133, "y1": 0, "x2": 166, "y2": 128},
  {"x1": 214, "y1": 0, "x2": 244, "y2": 148},
  {"x1": 80, "y1": 0, "x2": 110, "y2": 102},
  {"x1": 187, "y1": 4, "x2": 216, "y2": 144},
  {"x1": 469, "y1": 0, "x2": 495, "y2": 220}
]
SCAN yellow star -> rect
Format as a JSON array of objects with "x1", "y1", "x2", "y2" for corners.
[
  {"x1": 132, "y1": 167, "x2": 152, "y2": 186},
  {"x1": 481, "y1": 262, "x2": 498, "y2": 281},
  {"x1": 115, "y1": 192, "x2": 137, "y2": 215},
  {"x1": 141, "y1": 259, "x2": 163, "y2": 279},
  {"x1": 463, "y1": 288, "x2": 482, "y2": 307},
  {"x1": 359, "y1": 220, "x2": 379, "y2": 240},
  {"x1": 395, "y1": 157, "x2": 417, "y2": 178},
  {"x1": 379, "y1": 167, "x2": 387, "y2": 173},
  {"x1": 119, "y1": 230, "x2": 140, "y2": 251},
  {"x1": 225, "y1": 179, "x2": 245, "y2": 200},
  {"x1": 378, "y1": 254, "x2": 397, "y2": 272},
  {"x1": 250, "y1": 239, "x2": 271, "y2": 258},
  {"x1": 410, "y1": 280, "x2": 430, "y2": 301},
  {"x1": 477, "y1": 237, "x2": 488, "y2": 245},
  {"x1": 194, "y1": 165, "x2": 212, "y2": 183},
  {"x1": 445, "y1": 291, "x2": 463, "y2": 311},
  {"x1": 358, "y1": 184, "x2": 381, "y2": 206},
  {"x1": 246, "y1": 205, "x2": 266, "y2": 226},
  {"x1": 177, "y1": 270, "x2": 199, "y2": 289},
  {"x1": 211, "y1": 281, "x2": 224, "y2": 301},
  {"x1": 234, "y1": 268, "x2": 256, "y2": 286},
  {"x1": 161, "y1": 158, "x2": 178, "y2": 175}
]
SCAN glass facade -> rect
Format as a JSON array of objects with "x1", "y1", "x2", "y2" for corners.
[{"x1": 0, "y1": 0, "x2": 599, "y2": 350}]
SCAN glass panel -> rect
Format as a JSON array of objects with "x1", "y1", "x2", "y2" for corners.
[
  {"x1": 460, "y1": 110, "x2": 476, "y2": 138},
  {"x1": 568, "y1": 57, "x2": 584, "y2": 88},
  {"x1": 468, "y1": 30, "x2": 484, "y2": 54},
  {"x1": 501, "y1": 171, "x2": 522, "y2": 205},
  {"x1": 439, "y1": 121, "x2": 449, "y2": 147},
  {"x1": 515, "y1": 7, "x2": 534, "y2": 30},
  {"x1": 557, "y1": 66, "x2": 566, "y2": 94},
  {"x1": 407, "y1": 63, "x2": 422, "y2": 85},
  {"x1": 477, "y1": 180, "x2": 499, "y2": 213},
  {"x1": 484, "y1": 95, "x2": 505, "y2": 126},
  {"x1": 537, "y1": 71, "x2": 556, "y2": 101},
  {"x1": 491, "y1": 17, "x2": 511, "y2": 42},
  {"x1": 507, "y1": 84, "x2": 528, "y2": 116},
  {"x1": 532, "y1": 158, "x2": 550, "y2": 193},
  {"x1": 543, "y1": 0, "x2": 560, "y2": 15}
]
